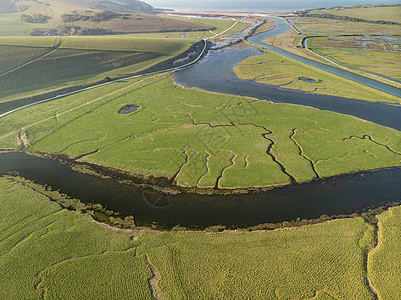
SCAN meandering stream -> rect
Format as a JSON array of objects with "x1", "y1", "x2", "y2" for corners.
[
  {"x1": 1, "y1": 152, "x2": 401, "y2": 228},
  {"x1": 173, "y1": 19, "x2": 401, "y2": 131},
  {"x1": 1, "y1": 18, "x2": 401, "y2": 229}
]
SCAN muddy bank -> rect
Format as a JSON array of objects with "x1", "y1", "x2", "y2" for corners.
[{"x1": 1, "y1": 150, "x2": 401, "y2": 230}]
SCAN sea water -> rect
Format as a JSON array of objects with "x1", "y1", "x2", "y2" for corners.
[{"x1": 146, "y1": 0, "x2": 401, "y2": 12}]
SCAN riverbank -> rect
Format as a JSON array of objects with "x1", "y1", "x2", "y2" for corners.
[
  {"x1": 2, "y1": 174, "x2": 392, "y2": 299},
  {"x1": 246, "y1": 17, "x2": 401, "y2": 98},
  {"x1": 1, "y1": 149, "x2": 401, "y2": 230}
]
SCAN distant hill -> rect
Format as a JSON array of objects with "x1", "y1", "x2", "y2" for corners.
[
  {"x1": 91, "y1": 0, "x2": 154, "y2": 13},
  {"x1": 0, "y1": 0, "x2": 211, "y2": 36}
]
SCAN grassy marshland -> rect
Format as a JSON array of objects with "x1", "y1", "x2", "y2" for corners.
[
  {"x1": 0, "y1": 74, "x2": 400, "y2": 189},
  {"x1": 234, "y1": 48, "x2": 401, "y2": 103},
  {"x1": 0, "y1": 176, "x2": 385, "y2": 299}
]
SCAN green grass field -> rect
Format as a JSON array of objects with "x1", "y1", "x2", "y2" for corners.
[
  {"x1": 313, "y1": 4, "x2": 401, "y2": 23},
  {"x1": 143, "y1": 218, "x2": 375, "y2": 299},
  {"x1": 191, "y1": 17, "x2": 249, "y2": 37},
  {"x1": 0, "y1": 35, "x2": 193, "y2": 101},
  {"x1": 287, "y1": 16, "x2": 401, "y2": 87},
  {"x1": 235, "y1": 48, "x2": 400, "y2": 103},
  {"x1": 0, "y1": 176, "x2": 153, "y2": 299},
  {"x1": 1, "y1": 74, "x2": 400, "y2": 189},
  {"x1": 291, "y1": 17, "x2": 401, "y2": 36},
  {"x1": 368, "y1": 206, "x2": 401, "y2": 299},
  {"x1": 111, "y1": 18, "x2": 249, "y2": 40},
  {"x1": 308, "y1": 36, "x2": 401, "y2": 81},
  {"x1": 0, "y1": 176, "x2": 388, "y2": 299},
  {"x1": 0, "y1": 15, "x2": 249, "y2": 102}
]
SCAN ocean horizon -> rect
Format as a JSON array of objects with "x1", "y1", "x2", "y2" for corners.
[{"x1": 146, "y1": 0, "x2": 401, "y2": 12}]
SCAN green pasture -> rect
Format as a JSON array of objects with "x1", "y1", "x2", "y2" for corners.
[
  {"x1": 289, "y1": 17, "x2": 401, "y2": 85},
  {"x1": 0, "y1": 36, "x2": 193, "y2": 101},
  {"x1": 58, "y1": 35, "x2": 193, "y2": 53},
  {"x1": 193, "y1": 17, "x2": 248, "y2": 37},
  {"x1": 0, "y1": 177, "x2": 152, "y2": 300},
  {"x1": 142, "y1": 218, "x2": 375, "y2": 299},
  {"x1": 313, "y1": 4, "x2": 401, "y2": 23},
  {"x1": 0, "y1": 36, "x2": 60, "y2": 48},
  {"x1": 0, "y1": 35, "x2": 192, "y2": 52},
  {"x1": 0, "y1": 13, "x2": 32, "y2": 36},
  {"x1": 49, "y1": 13, "x2": 211, "y2": 34},
  {"x1": 0, "y1": 45, "x2": 50, "y2": 74},
  {"x1": 234, "y1": 49, "x2": 400, "y2": 104},
  {"x1": 290, "y1": 17, "x2": 401, "y2": 35},
  {"x1": 369, "y1": 206, "x2": 401, "y2": 299},
  {"x1": 121, "y1": 17, "x2": 249, "y2": 40},
  {"x1": 0, "y1": 176, "x2": 384, "y2": 299},
  {"x1": 309, "y1": 39, "x2": 401, "y2": 81},
  {"x1": 1, "y1": 74, "x2": 400, "y2": 189}
]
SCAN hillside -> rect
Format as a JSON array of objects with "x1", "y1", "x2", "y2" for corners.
[
  {"x1": 0, "y1": 0, "x2": 211, "y2": 36},
  {"x1": 91, "y1": 0, "x2": 154, "y2": 13},
  {"x1": 0, "y1": 35, "x2": 195, "y2": 102}
]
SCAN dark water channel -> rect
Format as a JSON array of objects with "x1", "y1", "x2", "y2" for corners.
[
  {"x1": 1, "y1": 19, "x2": 401, "y2": 229},
  {"x1": 248, "y1": 17, "x2": 401, "y2": 98},
  {"x1": 173, "y1": 45, "x2": 401, "y2": 131},
  {"x1": 173, "y1": 19, "x2": 401, "y2": 131},
  {"x1": 1, "y1": 152, "x2": 401, "y2": 229}
]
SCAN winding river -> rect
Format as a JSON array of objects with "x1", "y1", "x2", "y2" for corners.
[
  {"x1": 1, "y1": 18, "x2": 401, "y2": 228},
  {"x1": 173, "y1": 19, "x2": 401, "y2": 131},
  {"x1": 1, "y1": 152, "x2": 401, "y2": 228}
]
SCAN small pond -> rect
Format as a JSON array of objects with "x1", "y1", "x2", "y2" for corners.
[
  {"x1": 118, "y1": 105, "x2": 139, "y2": 115},
  {"x1": 298, "y1": 77, "x2": 319, "y2": 83}
]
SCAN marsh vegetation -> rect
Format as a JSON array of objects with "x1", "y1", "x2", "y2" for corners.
[{"x1": 0, "y1": 2, "x2": 400, "y2": 298}]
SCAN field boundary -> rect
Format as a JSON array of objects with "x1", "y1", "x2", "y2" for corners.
[
  {"x1": 0, "y1": 40, "x2": 207, "y2": 119},
  {"x1": 0, "y1": 37, "x2": 61, "y2": 79},
  {"x1": 304, "y1": 36, "x2": 401, "y2": 85}
]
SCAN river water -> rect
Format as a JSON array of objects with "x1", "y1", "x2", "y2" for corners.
[
  {"x1": 173, "y1": 19, "x2": 401, "y2": 131},
  {"x1": 1, "y1": 18, "x2": 401, "y2": 229},
  {"x1": 248, "y1": 18, "x2": 401, "y2": 98},
  {"x1": 1, "y1": 152, "x2": 401, "y2": 228}
]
